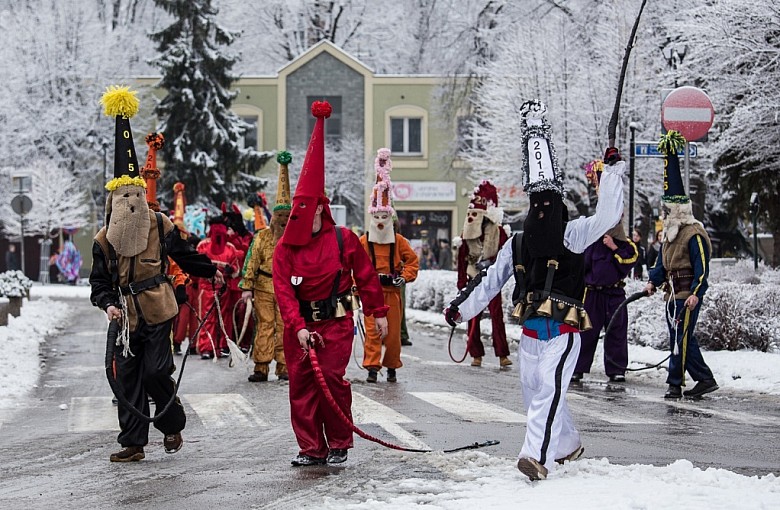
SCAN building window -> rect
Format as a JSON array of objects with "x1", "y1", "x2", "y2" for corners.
[
  {"x1": 391, "y1": 117, "x2": 422, "y2": 155},
  {"x1": 240, "y1": 116, "x2": 258, "y2": 150},
  {"x1": 308, "y1": 96, "x2": 342, "y2": 142}
]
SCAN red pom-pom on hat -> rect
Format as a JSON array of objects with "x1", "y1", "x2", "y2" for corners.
[{"x1": 311, "y1": 101, "x2": 332, "y2": 119}]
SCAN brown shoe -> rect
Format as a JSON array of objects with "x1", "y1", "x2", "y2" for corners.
[
  {"x1": 163, "y1": 433, "x2": 183, "y2": 454},
  {"x1": 110, "y1": 446, "x2": 145, "y2": 463},
  {"x1": 517, "y1": 457, "x2": 548, "y2": 481},
  {"x1": 471, "y1": 357, "x2": 482, "y2": 367},
  {"x1": 499, "y1": 356, "x2": 513, "y2": 367},
  {"x1": 555, "y1": 445, "x2": 584, "y2": 465}
]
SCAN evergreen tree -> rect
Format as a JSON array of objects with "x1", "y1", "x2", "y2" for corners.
[{"x1": 148, "y1": 0, "x2": 271, "y2": 206}]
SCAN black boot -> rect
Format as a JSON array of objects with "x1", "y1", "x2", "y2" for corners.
[
  {"x1": 664, "y1": 384, "x2": 682, "y2": 399},
  {"x1": 291, "y1": 454, "x2": 327, "y2": 467},
  {"x1": 387, "y1": 368, "x2": 397, "y2": 383},
  {"x1": 248, "y1": 371, "x2": 268, "y2": 382},
  {"x1": 683, "y1": 379, "x2": 719, "y2": 398},
  {"x1": 366, "y1": 369, "x2": 378, "y2": 383},
  {"x1": 327, "y1": 449, "x2": 348, "y2": 464}
]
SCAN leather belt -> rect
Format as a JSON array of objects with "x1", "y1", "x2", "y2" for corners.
[
  {"x1": 586, "y1": 280, "x2": 626, "y2": 291},
  {"x1": 119, "y1": 274, "x2": 169, "y2": 296},
  {"x1": 299, "y1": 291, "x2": 360, "y2": 323}
]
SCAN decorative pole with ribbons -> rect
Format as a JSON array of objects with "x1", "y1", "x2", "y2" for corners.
[{"x1": 141, "y1": 133, "x2": 165, "y2": 212}]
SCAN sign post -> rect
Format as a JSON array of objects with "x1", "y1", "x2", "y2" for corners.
[
  {"x1": 661, "y1": 86, "x2": 715, "y2": 194},
  {"x1": 10, "y1": 194, "x2": 33, "y2": 276}
]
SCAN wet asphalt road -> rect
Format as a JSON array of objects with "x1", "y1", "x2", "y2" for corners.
[{"x1": 0, "y1": 297, "x2": 778, "y2": 509}]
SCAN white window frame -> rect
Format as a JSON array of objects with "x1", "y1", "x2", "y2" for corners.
[
  {"x1": 231, "y1": 104, "x2": 264, "y2": 151},
  {"x1": 385, "y1": 105, "x2": 427, "y2": 159}
]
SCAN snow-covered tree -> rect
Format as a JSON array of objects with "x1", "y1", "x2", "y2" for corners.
[
  {"x1": 669, "y1": 0, "x2": 780, "y2": 266},
  {"x1": 148, "y1": 0, "x2": 271, "y2": 206},
  {"x1": 0, "y1": 160, "x2": 89, "y2": 238}
]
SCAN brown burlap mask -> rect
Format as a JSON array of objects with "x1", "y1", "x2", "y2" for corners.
[
  {"x1": 106, "y1": 184, "x2": 151, "y2": 257},
  {"x1": 270, "y1": 209, "x2": 290, "y2": 241}
]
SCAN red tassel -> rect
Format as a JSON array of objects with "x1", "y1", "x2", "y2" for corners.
[{"x1": 311, "y1": 101, "x2": 332, "y2": 119}]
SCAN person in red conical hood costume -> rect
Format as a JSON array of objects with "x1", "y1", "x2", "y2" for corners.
[
  {"x1": 273, "y1": 101, "x2": 389, "y2": 467},
  {"x1": 281, "y1": 101, "x2": 336, "y2": 246}
]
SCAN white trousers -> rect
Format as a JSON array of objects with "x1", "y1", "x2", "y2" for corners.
[{"x1": 518, "y1": 331, "x2": 582, "y2": 471}]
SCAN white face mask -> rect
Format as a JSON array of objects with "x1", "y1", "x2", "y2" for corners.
[
  {"x1": 462, "y1": 209, "x2": 486, "y2": 240},
  {"x1": 106, "y1": 185, "x2": 150, "y2": 257},
  {"x1": 661, "y1": 201, "x2": 695, "y2": 243},
  {"x1": 368, "y1": 212, "x2": 394, "y2": 244}
]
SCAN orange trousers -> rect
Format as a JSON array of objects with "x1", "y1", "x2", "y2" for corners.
[{"x1": 362, "y1": 287, "x2": 402, "y2": 370}]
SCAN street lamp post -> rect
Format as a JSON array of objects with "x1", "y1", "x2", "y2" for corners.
[
  {"x1": 749, "y1": 193, "x2": 759, "y2": 271},
  {"x1": 628, "y1": 124, "x2": 636, "y2": 234}
]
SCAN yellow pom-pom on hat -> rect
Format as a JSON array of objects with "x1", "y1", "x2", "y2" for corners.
[{"x1": 100, "y1": 85, "x2": 139, "y2": 119}]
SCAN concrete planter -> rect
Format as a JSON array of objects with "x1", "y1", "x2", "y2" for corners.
[
  {"x1": 0, "y1": 301, "x2": 7, "y2": 326},
  {"x1": 7, "y1": 296, "x2": 22, "y2": 317}
]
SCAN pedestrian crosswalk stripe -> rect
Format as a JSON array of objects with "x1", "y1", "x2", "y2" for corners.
[
  {"x1": 352, "y1": 392, "x2": 431, "y2": 451},
  {"x1": 182, "y1": 394, "x2": 268, "y2": 429},
  {"x1": 409, "y1": 392, "x2": 526, "y2": 423},
  {"x1": 567, "y1": 394, "x2": 661, "y2": 424},
  {"x1": 68, "y1": 397, "x2": 120, "y2": 432},
  {"x1": 633, "y1": 394, "x2": 776, "y2": 426}
]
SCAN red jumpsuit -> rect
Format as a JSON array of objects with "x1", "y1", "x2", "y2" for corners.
[
  {"x1": 457, "y1": 226, "x2": 510, "y2": 359},
  {"x1": 196, "y1": 238, "x2": 241, "y2": 356},
  {"x1": 273, "y1": 224, "x2": 388, "y2": 458}
]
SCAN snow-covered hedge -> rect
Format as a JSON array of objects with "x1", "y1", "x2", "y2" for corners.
[
  {"x1": 0, "y1": 270, "x2": 33, "y2": 298},
  {"x1": 408, "y1": 266, "x2": 780, "y2": 353}
]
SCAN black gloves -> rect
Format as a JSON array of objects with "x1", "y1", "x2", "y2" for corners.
[
  {"x1": 603, "y1": 147, "x2": 622, "y2": 165},
  {"x1": 175, "y1": 285, "x2": 188, "y2": 305},
  {"x1": 444, "y1": 306, "x2": 461, "y2": 327}
]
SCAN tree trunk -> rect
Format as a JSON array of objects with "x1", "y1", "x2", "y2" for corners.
[{"x1": 0, "y1": 301, "x2": 8, "y2": 326}]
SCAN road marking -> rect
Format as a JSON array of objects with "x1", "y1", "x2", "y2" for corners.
[
  {"x1": 409, "y1": 392, "x2": 526, "y2": 423},
  {"x1": 352, "y1": 392, "x2": 430, "y2": 451},
  {"x1": 68, "y1": 397, "x2": 120, "y2": 432},
  {"x1": 567, "y1": 393, "x2": 662, "y2": 424},
  {"x1": 634, "y1": 395, "x2": 777, "y2": 426},
  {"x1": 183, "y1": 393, "x2": 268, "y2": 429}
]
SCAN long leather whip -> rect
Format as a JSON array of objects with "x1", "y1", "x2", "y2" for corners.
[
  {"x1": 307, "y1": 336, "x2": 498, "y2": 454},
  {"x1": 602, "y1": 290, "x2": 670, "y2": 372}
]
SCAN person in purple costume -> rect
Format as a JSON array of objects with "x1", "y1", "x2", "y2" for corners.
[{"x1": 572, "y1": 160, "x2": 637, "y2": 383}]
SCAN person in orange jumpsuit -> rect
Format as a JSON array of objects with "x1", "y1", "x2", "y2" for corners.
[
  {"x1": 196, "y1": 218, "x2": 241, "y2": 359},
  {"x1": 273, "y1": 101, "x2": 388, "y2": 467},
  {"x1": 360, "y1": 148, "x2": 419, "y2": 383},
  {"x1": 453, "y1": 180, "x2": 512, "y2": 368}
]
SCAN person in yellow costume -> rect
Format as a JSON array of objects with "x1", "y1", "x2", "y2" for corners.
[
  {"x1": 239, "y1": 152, "x2": 293, "y2": 382},
  {"x1": 360, "y1": 149, "x2": 419, "y2": 383}
]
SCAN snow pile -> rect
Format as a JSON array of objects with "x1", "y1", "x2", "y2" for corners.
[
  {"x1": 0, "y1": 298, "x2": 71, "y2": 406},
  {"x1": 406, "y1": 270, "x2": 517, "y2": 317},
  {"x1": 320, "y1": 452, "x2": 780, "y2": 509}
]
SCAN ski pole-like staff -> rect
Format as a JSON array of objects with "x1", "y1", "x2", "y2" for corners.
[{"x1": 607, "y1": 0, "x2": 648, "y2": 149}]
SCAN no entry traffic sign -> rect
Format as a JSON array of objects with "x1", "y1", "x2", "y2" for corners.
[{"x1": 661, "y1": 86, "x2": 714, "y2": 142}]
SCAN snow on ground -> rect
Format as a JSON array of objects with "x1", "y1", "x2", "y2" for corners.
[
  {"x1": 321, "y1": 452, "x2": 780, "y2": 509},
  {"x1": 0, "y1": 291, "x2": 74, "y2": 408}
]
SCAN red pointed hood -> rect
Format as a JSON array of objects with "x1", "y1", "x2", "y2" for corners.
[{"x1": 282, "y1": 100, "x2": 335, "y2": 246}]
